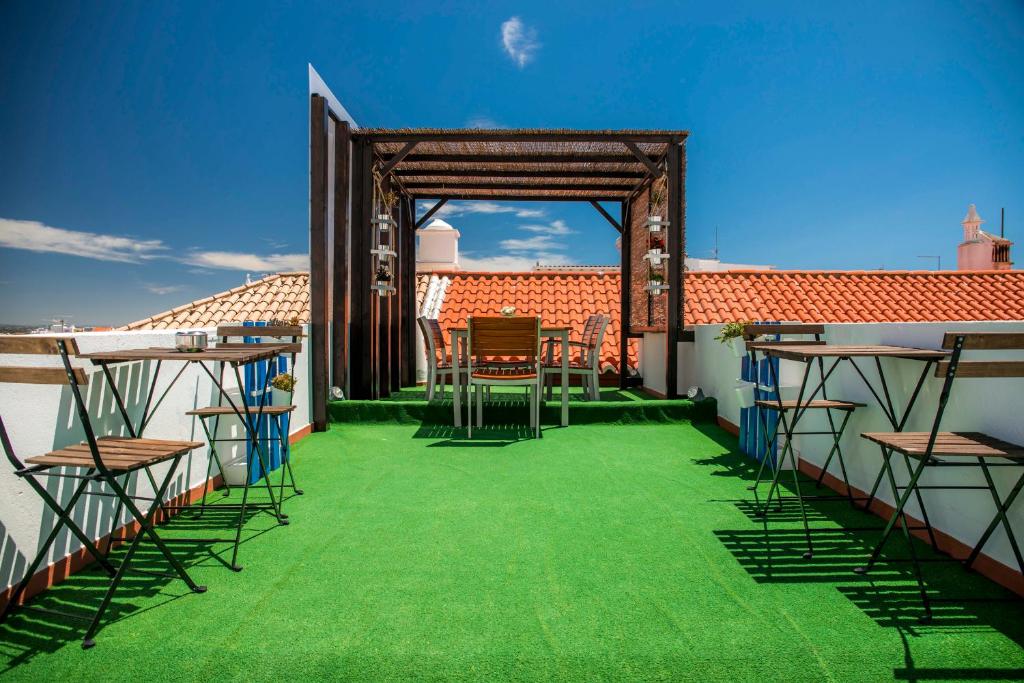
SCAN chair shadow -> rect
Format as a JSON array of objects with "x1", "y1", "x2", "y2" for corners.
[
  {"x1": 0, "y1": 490, "x2": 290, "y2": 669},
  {"x1": 413, "y1": 422, "x2": 539, "y2": 446},
  {"x1": 700, "y1": 445, "x2": 1024, "y2": 652}
]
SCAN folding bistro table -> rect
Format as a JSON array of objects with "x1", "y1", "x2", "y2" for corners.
[
  {"x1": 745, "y1": 343, "x2": 949, "y2": 558},
  {"x1": 78, "y1": 345, "x2": 293, "y2": 566},
  {"x1": 449, "y1": 326, "x2": 571, "y2": 428}
]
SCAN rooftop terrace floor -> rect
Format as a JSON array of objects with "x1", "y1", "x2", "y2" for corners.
[{"x1": 2, "y1": 422, "x2": 1022, "y2": 680}]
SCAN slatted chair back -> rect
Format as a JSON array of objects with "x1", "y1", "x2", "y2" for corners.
[
  {"x1": 468, "y1": 316, "x2": 540, "y2": 374},
  {"x1": 743, "y1": 323, "x2": 827, "y2": 348},
  {"x1": 0, "y1": 336, "x2": 101, "y2": 473},
  {"x1": 580, "y1": 315, "x2": 610, "y2": 366},
  {"x1": 937, "y1": 332, "x2": 1024, "y2": 379},
  {"x1": 417, "y1": 317, "x2": 449, "y2": 367}
]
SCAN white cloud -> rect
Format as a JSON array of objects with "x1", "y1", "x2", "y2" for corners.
[
  {"x1": 0, "y1": 218, "x2": 166, "y2": 263},
  {"x1": 519, "y1": 219, "x2": 574, "y2": 236},
  {"x1": 186, "y1": 251, "x2": 308, "y2": 272},
  {"x1": 465, "y1": 116, "x2": 503, "y2": 129},
  {"x1": 501, "y1": 17, "x2": 539, "y2": 68},
  {"x1": 418, "y1": 201, "x2": 545, "y2": 220},
  {"x1": 499, "y1": 235, "x2": 562, "y2": 251},
  {"x1": 145, "y1": 284, "x2": 183, "y2": 295}
]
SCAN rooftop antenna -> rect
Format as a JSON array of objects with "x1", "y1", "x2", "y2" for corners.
[
  {"x1": 713, "y1": 226, "x2": 719, "y2": 260},
  {"x1": 917, "y1": 255, "x2": 941, "y2": 270}
]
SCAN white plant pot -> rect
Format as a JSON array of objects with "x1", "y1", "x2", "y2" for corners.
[
  {"x1": 272, "y1": 387, "x2": 292, "y2": 407},
  {"x1": 221, "y1": 456, "x2": 249, "y2": 487},
  {"x1": 734, "y1": 379, "x2": 757, "y2": 409},
  {"x1": 728, "y1": 337, "x2": 747, "y2": 358}
]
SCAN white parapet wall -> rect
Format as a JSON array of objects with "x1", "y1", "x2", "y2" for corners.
[
  {"x1": 640, "y1": 321, "x2": 1024, "y2": 579},
  {"x1": 0, "y1": 327, "x2": 311, "y2": 594}
]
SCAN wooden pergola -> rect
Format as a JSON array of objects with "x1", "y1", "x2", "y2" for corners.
[{"x1": 310, "y1": 97, "x2": 688, "y2": 429}]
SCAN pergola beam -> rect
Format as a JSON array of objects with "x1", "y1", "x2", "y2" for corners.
[
  {"x1": 377, "y1": 141, "x2": 418, "y2": 176},
  {"x1": 358, "y1": 131, "x2": 686, "y2": 143},
  {"x1": 622, "y1": 141, "x2": 663, "y2": 178},
  {"x1": 414, "y1": 198, "x2": 449, "y2": 228},
  {"x1": 395, "y1": 168, "x2": 646, "y2": 180},
  {"x1": 590, "y1": 201, "x2": 622, "y2": 232},
  {"x1": 380, "y1": 153, "x2": 644, "y2": 165},
  {"x1": 411, "y1": 193, "x2": 629, "y2": 202},
  {"x1": 404, "y1": 181, "x2": 635, "y2": 192}
]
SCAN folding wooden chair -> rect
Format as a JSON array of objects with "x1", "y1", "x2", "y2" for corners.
[
  {"x1": 184, "y1": 324, "x2": 303, "y2": 572},
  {"x1": 855, "y1": 331, "x2": 1024, "y2": 621},
  {"x1": 417, "y1": 316, "x2": 466, "y2": 402},
  {"x1": 745, "y1": 323, "x2": 867, "y2": 558},
  {"x1": 466, "y1": 316, "x2": 542, "y2": 438},
  {"x1": 542, "y1": 314, "x2": 609, "y2": 401},
  {"x1": 0, "y1": 336, "x2": 206, "y2": 648}
]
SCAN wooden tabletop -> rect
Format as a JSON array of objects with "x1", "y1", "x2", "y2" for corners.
[
  {"x1": 746, "y1": 343, "x2": 949, "y2": 362},
  {"x1": 449, "y1": 326, "x2": 570, "y2": 333},
  {"x1": 78, "y1": 345, "x2": 289, "y2": 365}
]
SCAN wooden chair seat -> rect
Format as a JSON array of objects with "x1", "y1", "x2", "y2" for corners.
[
  {"x1": 754, "y1": 399, "x2": 865, "y2": 412},
  {"x1": 24, "y1": 437, "x2": 203, "y2": 472},
  {"x1": 471, "y1": 369, "x2": 538, "y2": 381},
  {"x1": 186, "y1": 405, "x2": 296, "y2": 417},
  {"x1": 861, "y1": 431, "x2": 1024, "y2": 460}
]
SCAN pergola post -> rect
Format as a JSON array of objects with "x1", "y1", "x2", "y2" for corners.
[
  {"x1": 349, "y1": 137, "x2": 374, "y2": 399},
  {"x1": 619, "y1": 200, "x2": 631, "y2": 390},
  {"x1": 665, "y1": 142, "x2": 684, "y2": 399},
  {"x1": 309, "y1": 95, "x2": 329, "y2": 430},
  {"x1": 401, "y1": 196, "x2": 417, "y2": 387},
  {"x1": 331, "y1": 120, "x2": 351, "y2": 395}
]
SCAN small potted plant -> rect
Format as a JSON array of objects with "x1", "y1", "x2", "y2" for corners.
[
  {"x1": 373, "y1": 190, "x2": 398, "y2": 232},
  {"x1": 647, "y1": 178, "x2": 668, "y2": 232},
  {"x1": 646, "y1": 271, "x2": 666, "y2": 292},
  {"x1": 375, "y1": 264, "x2": 392, "y2": 290},
  {"x1": 270, "y1": 373, "x2": 296, "y2": 407},
  {"x1": 715, "y1": 321, "x2": 752, "y2": 359}
]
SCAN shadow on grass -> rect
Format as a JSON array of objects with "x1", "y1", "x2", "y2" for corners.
[
  {"x1": 412, "y1": 422, "x2": 541, "y2": 446},
  {"x1": 0, "y1": 488, "x2": 293, "y2": 668},
  {"x1": 699, "y1": 440, "x2": 1024, "y2": 658}
]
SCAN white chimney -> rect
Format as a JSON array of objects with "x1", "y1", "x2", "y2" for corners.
[{"x1": 416, "y1": 218, "x2": 460, "y2": 272}]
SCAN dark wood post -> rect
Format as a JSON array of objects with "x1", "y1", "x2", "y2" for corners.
[
  {"x1": 665, "y1": 142, "x2": 684, "y2": 398},
  {"x1": 349, "y1": 137, "x2": 374, "y2": 399},
  {"x1": 309, "y1": 95, "x2": 329, "y2": 430},
  {"x1": 619, "y1": 200, "x2": 631, "y2": 390},
  {"x1": 401, "y1": 196, "x2": 417, "y2": 387},
  {"x1": 331, "y1": 119, "x2": 351, "y2": 395}
]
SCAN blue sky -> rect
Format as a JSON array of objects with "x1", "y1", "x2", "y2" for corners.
[{"x1": 1, "y1": 1, "x2": 1022, "y2": 326}]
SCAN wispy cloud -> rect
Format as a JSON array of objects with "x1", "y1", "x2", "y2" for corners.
[
  {"x1": 186, "y1": 251, "x2": 308, "y2": 272},
  {"x1": 144, "y1": 284, "x2": 184, "y2": 295},
  {"x1": 465, "y1": 116, "x2": 503, "y2": 129},
  {"x1": 499, "y1": 235, "x2": 561, "y2": 251},
  {"x1": 501, "y1": 17, "x2": 539, "y2": 68},
  {"x1": 0, "y1": 217, "x2": 309, "y2": 275},
  {"x1": 460, "y1": 252, "x2": 572, "y2": 271},
  {"x1": 519, "y1": 219, "x2": 574, "y2": 236},
  {"x1": 0, "y1": 218, "x2": 166, "y2": 263},
  {"x1": 418, "y1": 201, "x2": 545, "y2": 220}
]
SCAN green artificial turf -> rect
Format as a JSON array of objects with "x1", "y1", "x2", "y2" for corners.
[
  {"x1": 329, "y1": 386, "x2": 719, "y2": 425},
  {"x1": 2, "y1": 423, "x2": 1022, "y2": 681}
]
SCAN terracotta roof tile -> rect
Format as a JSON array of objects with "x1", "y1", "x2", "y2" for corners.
[{"x1": 124, "y1": 269, "x2": 1024, "y2": 367}]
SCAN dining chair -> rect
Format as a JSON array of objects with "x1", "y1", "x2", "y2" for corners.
[
  {"x1": 417, "y1": 316, "x2": 465, "y2": 401},
  {"x1": 542, "y1": 314, "x2": 609, "y2": 401},
  {"x1": 466, "y1": 316, "x2": 542, "y2": 438}
]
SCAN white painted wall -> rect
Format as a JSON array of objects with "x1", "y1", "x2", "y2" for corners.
[
  {"x1": 657, "y1": 321, "x2": 1024, "y2": 573},
  {"x1": 0, "y1": 328, "x2": 311, "y2": 592}
]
